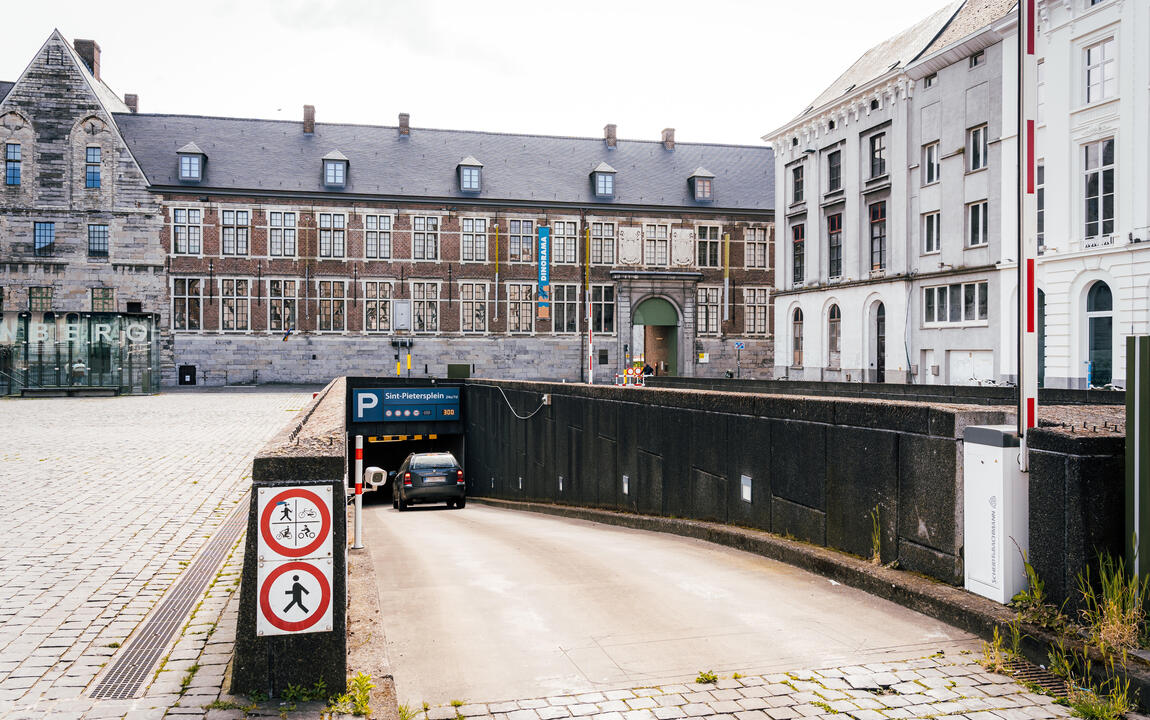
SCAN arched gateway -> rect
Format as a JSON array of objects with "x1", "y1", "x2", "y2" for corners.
[{"x1": 631, "y1": 297, "x2": 679, "y2": 376}]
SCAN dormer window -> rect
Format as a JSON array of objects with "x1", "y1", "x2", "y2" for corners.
[
  {"x1": 688, "y1": 167, "x2": 715, "y2": 203},
  {"x1": 458, "y1": 156, "x2": 483, "y2": 193},
  {"x1": 591, "y1": 162, "x2": 616, "y2": 199},
  {"x1": 177, "y1": 142, "x2": 205, "y2": 182},
  {"x1": 323, "y1": 151, "x2": 349, "y2": 188}
]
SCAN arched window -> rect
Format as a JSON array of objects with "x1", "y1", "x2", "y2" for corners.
[
  {"x1": 1086, "y1": 281, "x2": 1112, "y2": 385},
  {"x1": 792, "y1": 308, "x2": 804, "y2": 367},
  {"x1": 828, "y1": 305, "x2": 841, "y2": 369}
]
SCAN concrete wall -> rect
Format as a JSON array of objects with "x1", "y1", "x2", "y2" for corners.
[{"x1": 464, "y1": 380, "x2": 1012, "y2": 585}]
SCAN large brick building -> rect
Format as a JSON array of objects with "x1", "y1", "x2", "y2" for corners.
[{"x1": 1, "y1": 31, "x2": 775, "y2": 390}]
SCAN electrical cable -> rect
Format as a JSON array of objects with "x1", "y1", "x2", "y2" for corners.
[{"x1": 469, "y1": 383, "x2": 549, "y2": 420}]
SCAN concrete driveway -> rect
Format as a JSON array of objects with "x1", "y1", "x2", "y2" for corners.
[{"x1": 364, "y1": 503, "x2": 978, "y2": 706}]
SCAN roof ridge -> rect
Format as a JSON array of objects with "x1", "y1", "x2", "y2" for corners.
[{"x1": 112, "y1": 112, "x2": 769, "y2": 150}]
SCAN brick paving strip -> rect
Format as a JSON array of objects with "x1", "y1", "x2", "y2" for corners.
[{"x1": 419, "y1": 656, "x2": 1070, "y2": 720}]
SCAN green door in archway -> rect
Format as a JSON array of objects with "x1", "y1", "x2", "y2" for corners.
[{"x1": 632, "y1": 297, "x2": 679, "y2": 376}]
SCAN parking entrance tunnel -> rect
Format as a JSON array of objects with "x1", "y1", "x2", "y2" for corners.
[{"x1": 345, "y1": 379, "x2": 466, "y2": 497}]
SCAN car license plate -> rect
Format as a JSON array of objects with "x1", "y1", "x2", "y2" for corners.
[{"x1": 424, "y1": 475, "x2": 445, "y2": 483}]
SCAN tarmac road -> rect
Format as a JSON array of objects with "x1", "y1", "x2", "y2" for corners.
[{"x1": 364, "y1": 502, "x2": 978, "y2": 707}]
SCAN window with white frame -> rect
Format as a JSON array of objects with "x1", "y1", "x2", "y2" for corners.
[
  {"x1": 365, "y1": 215, "x2": 392, "y2": 260},
  {"x1": 172, "y1": 208, "x2": 202, "y2": 254},
  {"x1": 697, "y1": 286, "x2": 720, "y2": 336},
  {"x1": 923, "y1": 212, "x2": 941, "y2": 253},
  {"x1": 827, "y1": 150, "x2": 841, "y2": 192},
  {"x1": 697, "y1": 225, "x2": 721, "y2": 267},
  {"x1": 869, "y1": 133, "x2": 886, "y2": 178},
  {"x1": 924, "y1": 74, "x2": 936, "y2": 89},
  {"x1": 220, "y1": 210, "x2": 250, "y2": 256},
  {"x1": 1037, "y1": 162, "x2": 1046, "y2": 252},
  {"x1": 744, "y1": 287, "x2": 769, "y2": 335},
  {"x1": 968, "y1": 125, "x2": 988, "y2": 171},
  {"x1": 924, "y1": 142, "x2": 940, "y2": 184},
  {"x1": 827, "y1": 305, "x2": 841, "y2": 368},
  {"x1": 791, "y1": 308, "x2": 804, "y2": 366},
  {"x1": 745, "y1": 227, "x2": 769, "y2": 269},
  {"x1": 411, "y1": 281, "x2": 439, "y2": 332},
  {"x1": 1037, "y1": 61, "x2": 1046, "y2": 124},
  {"x1": 791, "y1": 165, "x2": 804, "y2": 204},
  {"x1": 923, "y1": 281, "x2": 988, "y2": 325},
  {"x1": 969, "y1": 50, "x2": 984, "y2": 68},
  {"x1": 364, "y1": 280, "x2": 392, "y2": 332},
  {"x1": 268, "y1": 280, "x2": 297, "y2": 332},
  {"x1": 460, "y1": 166, "x2": 481, "y2": 192},
  {"x1": 552, "y1": 284, "x2": 578, "y2": 333},
  {"x1": 459, "y1": 282, "x2": 487, "y2": 333},
  {"x1": 324, "y1": 159, "x2": 347, "y2": 187},
  {"x1": 179, "y1": 154, "x2": 201, "y2": 182},
  {"x1": 317, "y1": 279, "x2": 346, "y2": 332},
  {"x1": 508, "y1": 219, "x2": 534, "y2": 263},
  {"x1": 552, "y1": 221, "x2": 577, "y2": 264},
  {"x1": 591, "y1": 284, "x2": 615, "y2": 334},
  {"x1": 644, "y1": 223, "x2": 669, "y2": 266},
  {"x1": 591, "y1": 222, "x2": 615, "y2": 264},
  {"x1": 221, "y1": 279, "x2": 250, "y2": 331},
  {"x1": 318, "y1": 213, "x2": 346, "y2": 258},
  {"x1": 869, "y1": 201, "x2": 886, "y2": 270},
  {"x1": 508, "y1": 283, "x2": 535, "y2": 333},
  {"x1": 827, "y1": 213, "x2": 842, "y2": 279},
  {"x1": 269, "y1": 212, "x2": 297, "y2": 257},
  {"x1": 172, "y1": 278, "x2": 202, "y2": 331},
  {"x1": 791, "y1": 224, "x2": 805, "y2": 285},
  {"x1": 1084, "y1": 138, "x2": 1115, "y2": 239},
  {"x1": 1084, "y1": 38, "x2": 1116, "y2": 104},
  {"x1": 594, "y1": 172, "x2": 614, "y2": 198},
  {"x1": 968, "y1": 201, "x2": 988, "y2": 247},
  {"x1": 412, "y1": 216, "x2": 439, "y2": 260},
  {"x1": 460, "y1": 217, "x2": 486, "y2": 262}
]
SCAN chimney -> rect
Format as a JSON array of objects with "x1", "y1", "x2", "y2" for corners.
[
  {"x1": 124, "y1": 94, "x2": 138, "y2": 114},
  {"x1": 398, "y1": 113, "x2": 410, "y2": 136},
  {"x1": 662, "y1": 128, "x2": 675, "y2": 150},
  {"x1": 604, "y1": 124, "x2": 617, "y2": 148},
  {"x1": 303, "y1": 105, "x2": 315, "y2": 134},
  {"x1": 73, "y1": 39, "x2": 101, "y2": 81}
]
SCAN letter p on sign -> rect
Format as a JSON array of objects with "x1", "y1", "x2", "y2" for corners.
[{"x1": 356, "y1": 391, "x2": 378, "y2": 420}]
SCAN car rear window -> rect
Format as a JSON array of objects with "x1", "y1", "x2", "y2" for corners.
[{"x1": 411, "y1": 453, "x2": 456, "y2": 469}]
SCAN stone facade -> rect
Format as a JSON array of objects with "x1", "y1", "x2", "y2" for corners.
[{"x1": 0, "y1": 32, "x2": 169, "y2": 386}]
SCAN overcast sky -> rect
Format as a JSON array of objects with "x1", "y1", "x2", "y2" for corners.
[{"x1": 4, "y1": 0, "x2": 954, "y2": 146}]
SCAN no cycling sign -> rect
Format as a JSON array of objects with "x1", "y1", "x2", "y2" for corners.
[{"x1": 255, "y1": 486, "x2": 334, "y2": 636}]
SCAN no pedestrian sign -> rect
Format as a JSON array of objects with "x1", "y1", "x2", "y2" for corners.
[{"x1": 255, "y1": 486, "x2": 334, "y2": 636}]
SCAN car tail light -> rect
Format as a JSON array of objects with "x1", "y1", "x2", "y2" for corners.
[
  {"x1": 456, "y1": 469, "x2": 464, "y2": 484},
  {"x1": 403, "y1": 472, "x2": 412, "y2": 487}
]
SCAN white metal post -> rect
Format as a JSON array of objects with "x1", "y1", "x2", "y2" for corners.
[{"x1": 352, "y1": 434, "x2": 364, "y2": 549}]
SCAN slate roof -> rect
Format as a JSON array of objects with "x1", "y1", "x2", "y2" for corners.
[
  {"x1": 112, "y1": 113, "x2": 774, "y2": 212},
  {"x1": 793, "y1": 0, "x2": 962, "y2": 122},
  {"x1": 921, "y1": 0, "x2": 1016, "y2": 55},
  {"x1": 0, "y1": 81, "x2": 12, "y2": 103}
]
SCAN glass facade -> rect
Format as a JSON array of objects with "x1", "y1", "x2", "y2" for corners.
[{"x1": 0, "y1": 312, "x2": 160, "y2": 396}]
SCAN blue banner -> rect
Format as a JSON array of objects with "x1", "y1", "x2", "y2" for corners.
[
  {"x1": 353, "y1": 388, "x2": 460, "y2": 422},
  {"x1": 537, "y1": 227, "x2": 550, "y2": 308}
]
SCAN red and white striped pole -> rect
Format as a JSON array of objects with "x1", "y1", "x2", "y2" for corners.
[
  {"x1": 352, "y1": 434, "x2": 365, "y2": 549},
  {"x1": 1018, "y1": 0, "x2": 1039, "y2": 471}
]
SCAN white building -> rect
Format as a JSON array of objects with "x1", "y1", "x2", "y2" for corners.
[
  {"x1": 1033, "y1": 0, "x2": 1150, "y2": 389},
  {"x1": 765, "y1": 0, "x2": 1148, "y2": 389}
]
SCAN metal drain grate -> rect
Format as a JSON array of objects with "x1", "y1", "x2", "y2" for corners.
[
  {"x1": 89, "y1": 493, "x2": 250, "y2": 699},
  {"x1": 1005, "y1": 658, "x2": 1069, "y2": 698}
]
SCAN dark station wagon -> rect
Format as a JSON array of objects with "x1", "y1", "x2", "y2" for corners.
[{"x1": 392, "y1": 452, "x2": 466, "y2": 510}]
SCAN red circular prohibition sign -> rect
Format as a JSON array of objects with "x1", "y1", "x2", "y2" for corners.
[
  {"x1": 259, "y1": 561, "x2": 332, "y2": 632},
  {"x1": 260, "y1": 488, "x2": 332, "y2": 558}
]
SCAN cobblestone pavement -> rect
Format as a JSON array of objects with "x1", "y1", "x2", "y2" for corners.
[
  {"x1": 419, "y1": 655, "x2": 1069, "y2": 720},
  {"x1": 0, "y1": 388, "x2": 318, "y2": 719}
]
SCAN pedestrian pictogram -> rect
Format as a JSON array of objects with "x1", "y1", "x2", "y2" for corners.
[
  {"x1": 256, "y1": 559, "x2": 333, "y2": 635},
  {"x1": 257, "y1": 486, "x2": 333, "y2": 560}
]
